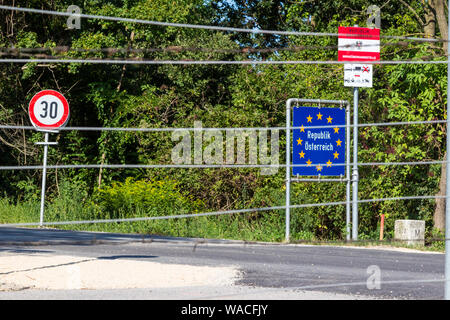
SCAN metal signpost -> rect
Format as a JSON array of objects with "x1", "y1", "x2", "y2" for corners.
[
  {"x1": 445, "y1": 0, "x2": 450, "y2": 300},
  {"x1": 28, "y1": 89, "x2": 70, "y2": 227},
  {"x1": 285, "y1": 99, "x2": 350, "y2": 242},
  {"x1": 338, "y1": 26, "x2": 380, "y2": 240}
]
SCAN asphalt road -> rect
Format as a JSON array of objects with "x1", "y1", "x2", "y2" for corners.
[{"x1": 0, "y1": 227, "x2": 446, "y2": 300}]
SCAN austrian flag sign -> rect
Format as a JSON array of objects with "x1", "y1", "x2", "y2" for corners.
[
  {"x1": 338, "y1": 26, "x2": 380, "y2": 61},
  {"x1": 338, "y1": 26, "x2": 380, "y2": 88}
]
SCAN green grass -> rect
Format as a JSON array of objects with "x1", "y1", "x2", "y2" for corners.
[
  {"x1": 0, "y1": 195, "x2": 286, "y2": 242},
  {"x1": 0, "y1": 196, "x2": 445, "y2": 253},
  {"x1": 0, "y1": 179, "x2": 445, "y2": 252},
  {"x1": 0, "y1": 197, "x2": 39, "y2": 224}
]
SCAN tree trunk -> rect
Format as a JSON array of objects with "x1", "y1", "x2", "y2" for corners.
[
  {"x1": 434, "y1": 0, "x2": 448, "y2": 54},
  {"x1": 432, "y1": 0, "x2": 447, "y2": 232},
  {"x1": 423, "y1": 0, "x2": 436, "y2": 38},
  {"x1": 435, "y1": 152, "x2": 447, "y2": 232}
]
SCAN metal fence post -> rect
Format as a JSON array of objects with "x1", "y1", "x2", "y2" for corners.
[
  {"x1": 285, "y1": 99, "x2": 292, "y2": 242},
  {"x1": 352, "y1": 87, "x2": 359, "y2": 240},
  {"x1": 346, "y1": 103, "x2": 351, "y2": 241},
  {"x1": 39, "y1": 132, "x2": 49, "y2": 227},
  {"x1": 444, "y1": 0, "x2": 450, "y2": 299}
]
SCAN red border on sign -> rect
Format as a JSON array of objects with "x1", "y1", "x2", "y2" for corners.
[
  {"x1": 29, "y1": 89, "x2": 70, "y2": 129},
  {"x1": 338, "y1": 51, "x2": 380, "y2": 61},
  {"x1": 338, "y1": 27, "x2": 380, "y2": 40}
]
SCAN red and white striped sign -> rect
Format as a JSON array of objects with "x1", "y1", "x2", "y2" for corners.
[{"x1": 338, "y1": 26, "x2": 380, "y2": 62}]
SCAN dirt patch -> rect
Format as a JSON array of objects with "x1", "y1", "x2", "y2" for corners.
[{"x1": 0, "y1": 253, "x2": 240, "y2": 290}]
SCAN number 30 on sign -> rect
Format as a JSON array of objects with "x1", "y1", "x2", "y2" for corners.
[{"x1": 29, "y1": 90, "x2": 70, "y2": 130}]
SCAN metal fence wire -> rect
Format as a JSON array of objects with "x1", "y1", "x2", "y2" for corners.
[
  {"x1": 0, "y1": 107, "x2": 447, "y2": 243},
  {"x1": 1, "y1": 3, "x2": 450, "y2": 299}
]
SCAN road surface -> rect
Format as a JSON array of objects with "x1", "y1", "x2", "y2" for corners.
[{"x1": 0, "y1": 227, "x2": 445, "y2": 300}]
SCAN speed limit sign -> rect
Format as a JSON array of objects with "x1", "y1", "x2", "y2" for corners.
[{"x1": 29, "y1": 89, "x2": 70, "y2": 130}]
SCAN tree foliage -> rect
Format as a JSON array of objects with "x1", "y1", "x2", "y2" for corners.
[{"x1": 0, "y1": 0, "x2": 448, "y2": 241}]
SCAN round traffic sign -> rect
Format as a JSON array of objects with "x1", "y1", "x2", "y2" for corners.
[{"x1": 29, "y1": 89, "x2": 70, "y2": 129}]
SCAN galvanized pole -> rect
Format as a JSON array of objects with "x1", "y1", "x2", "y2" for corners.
[
  {"x1": 352, "y1": 86, "x2": 359, "y2": 240},
  {"x1": 444, "y1": 0, "x2": 450, "y2": 300},
  {"x1": 346, "y1": 103, "x2": 351, "y2": 241},
  {"x1": 39, "y1": 132, "x2": 49, "y2": 227},
  {"x1": 285, "y1": 99, "x2": 292, "y2": 242}
]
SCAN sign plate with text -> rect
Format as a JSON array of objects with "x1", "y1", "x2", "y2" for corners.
[{"x1": 292, "y1": 106, "x2": 346, "y2": 176}]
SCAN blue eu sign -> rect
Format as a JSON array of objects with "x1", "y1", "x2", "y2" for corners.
[{"x1": 292, "y1": 106, "x2": 346, "y2": 176}]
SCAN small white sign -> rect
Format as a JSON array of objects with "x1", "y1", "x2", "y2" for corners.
[{"x1": 344, "y1": 64, "x2": 372, "y2": 88}]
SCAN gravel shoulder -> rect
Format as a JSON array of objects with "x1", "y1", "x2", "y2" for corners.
[
  {"x1": 0, "y1": 251, "x2": 374, "y2": 300},
  {"x1": 0, "y1": 252, "x2": 239, "y2": 291}
]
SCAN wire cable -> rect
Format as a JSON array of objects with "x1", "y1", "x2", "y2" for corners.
[
  {"x1": 0, "y1": 58, "x2": 447, "y2": 65},
  {"x1": 0, "y1": 40, "x2": 421, "y2": 56},
  {"x1": 0, "y1": 5, "x2": 447, "y2": 43},
  {"x1": 0, "y1": 194, "x2": 445, "y2": 227},
  {"x1": 0, "y1": 5, "x2": 346, "y2": 38},
  {"x1": 0, "y1": 160, "x2": 445, "y2": 171},
  {"x1": 0, "y1": 5, "x2": 338, "y2": 37},
  {"x1": 0, "y1": 119, "x2": 446, "y2": 132}
]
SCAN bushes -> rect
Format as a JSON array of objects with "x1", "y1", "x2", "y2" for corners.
[
  {"x1": 93, "y1": 177, "x2": 204, "y2": 218},
  {"x1": 89, "y1": 176, "x2": 287, "y2": 240}
]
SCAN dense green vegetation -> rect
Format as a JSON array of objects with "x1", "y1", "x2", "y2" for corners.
[{"x1": 0, "y1": 0, "x2": 447, "y2": 247}]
